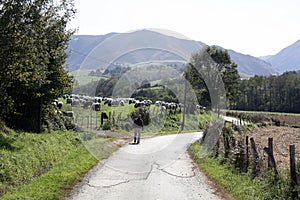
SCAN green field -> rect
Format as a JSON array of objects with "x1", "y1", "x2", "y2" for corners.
[
  {"x1": 130, "y1": 60, "x2": 186, "y2": 68},
  {"x1": 229, "y1": 109, "x2": 300, "y2": 116},
  {"x1": 69, "y1": 102, "x2": 211, "y2": 137},
  {"x1": 69, "y1": 69, "x2": 106, "y2": 86}
]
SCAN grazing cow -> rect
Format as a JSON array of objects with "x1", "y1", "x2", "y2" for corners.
[
  {"x1": 71, "y1": 99, "x2": 80, "y2": 107},
  {"x1": 196, "y1": 105, "x2": 206, "y2": 110},
  {"x1": 94, "y1": 97, "x2": 102, "y2": 103},
  {"x1": 161, "y1": 105, "x2": 166, "y2": 112},
  {"x1": 92, "y1": 103, "x2": 101, "y2": 111},
  {"x1": 66, "y1": 98, "x2": 73, "y2": 104},
  {"x1": 63, "y1": 111, "x2": 74, "y2": 118},
  {"x1": 57, "y1": 101, "x2": 63, "y2": 110},
  {"x1": 134, "y1": 101, "x2": 145, "y2": 108},
  {"x1": 101, "y1": 111, "x2": 109, "y2": 125}
]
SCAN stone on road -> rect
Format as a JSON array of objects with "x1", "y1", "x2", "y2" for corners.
[{"x1": 68, "y1": 132, "x2": 223, "y2": 200}]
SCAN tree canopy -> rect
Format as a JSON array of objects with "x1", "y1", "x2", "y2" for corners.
[
  {"x1": 234, "y1": 71, "x2": 300, "y2": 113},
  {"x1": 0, "y1": 0, "x2": 75, "y2": 132},
  {"x1": 185, "y1": 46, "x2": 240, "y2": 109}
]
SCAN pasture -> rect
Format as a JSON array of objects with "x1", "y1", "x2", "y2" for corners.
[
  {"x1": 69, "y1": 69, "x2": 106, "y2": 86},
  {"x1": 60, "y1": 95, "x2": 211, "y2": 137}
]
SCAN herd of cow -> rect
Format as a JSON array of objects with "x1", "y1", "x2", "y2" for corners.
[{"x1": 53, "y1": 94, "x2": 206, "y2": 118}]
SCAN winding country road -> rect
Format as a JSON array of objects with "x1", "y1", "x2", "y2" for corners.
[{"x1": 68, "y1": 133, "x2": 224, "y2": 200}]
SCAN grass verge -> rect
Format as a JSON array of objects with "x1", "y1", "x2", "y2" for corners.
[
  {"x1": 0, "y1": 130, "x2": 119, "y2": 200},
  {"x1": 188, "y1": 142, "x2": 292, "y2": 200}
]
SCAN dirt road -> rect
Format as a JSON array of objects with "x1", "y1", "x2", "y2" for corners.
[{"x1": 68, "y1": 133, "x2": 223, "y2": 200}]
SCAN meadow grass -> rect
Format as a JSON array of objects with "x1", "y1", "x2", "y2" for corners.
[
  {"x1": 71, "y1": 102, "x2": 211, "y2": 137},
  {"x1": 68, "y1": 69, "x2": 107, "y2": 86},
  {"x1": 0, "y1": 130, "x2": 119, "y2": 199},
  {"x1": 229, "y1": 109, "x2": 300, "y2": 116}
]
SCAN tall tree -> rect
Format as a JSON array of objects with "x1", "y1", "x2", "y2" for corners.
[
  {"x1": 0, "y1": 0, "x2": 75, "y2": 132},
  {"x1": 235, "y1": 71, "x2": 300, "y2": 113},
  {"x1": 186, "y1": 46, "x2": 240, "y2": 109}
]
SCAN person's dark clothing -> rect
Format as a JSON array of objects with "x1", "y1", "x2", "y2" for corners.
[{"x1": 134, "y1": 117, "x2": 144, "y2": 128}]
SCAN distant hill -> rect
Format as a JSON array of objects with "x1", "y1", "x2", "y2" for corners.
[
  {"x1": 66, "y1": 33, "x2": 117, "y2": 71},
  {"x1": 66, "y1": 30, "x2": 278, "y2": 76},
  {"x1": 73, "y1": 30, "x2": 204, "y2": 71},
  {"x1": 264, "y1": 39, "x2": 300, "y2": 73},
  {"x1": 227, "y1": 49, "x2": 280, "y2": 75}
]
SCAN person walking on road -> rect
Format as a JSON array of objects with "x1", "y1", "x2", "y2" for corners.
[{"x1": 133, "y1": 114, "x2": 144, "y2": 144}]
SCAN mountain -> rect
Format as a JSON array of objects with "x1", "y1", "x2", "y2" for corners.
[
  {"x1": 71, "y1": 30, "x2": 205, "y2": 71},
  {"x1": 227, "y1": 50, "x2": 280, "y2": 75},
  {"x1": 66, "y1": 30, "x2": 277, "y2": 76},
  {"x1": 66, "y1": 33, "x2": 117, "y2": 71},
  {"x1": 264, "y1": 39, "x2": 300, "y2": 73}
]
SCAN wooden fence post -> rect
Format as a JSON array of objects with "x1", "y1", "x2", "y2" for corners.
[
  {"x1": 246, "y1": 136, "x2": 249, "y2": 170},
  {"x1": 87, "y1": 116, "x2": 89, "y2": 128},
  {"x1": 250, "y1": 137, "x2": 259, "y2": 178},
  {"x1": 214, "y1": 140, "x2": 220, "y2": 158},
  {"x1": 290, "y1": 145, "x2": 298, "y2": 200},
  {"x1": 223, "y1": 132, "x2": 230, "y2": 160},
  {"x1": 95, "y1": 116, "x2": 98, "y2": 129},
  {"x1": 264, "y1": 138, "x2": 278, "y2": 178},
  {"x1": 268, "y1": 138, "x2": 273, "y2": 169}
]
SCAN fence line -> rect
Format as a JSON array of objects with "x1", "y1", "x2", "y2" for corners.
[{"x1": 213, "y1": 124, "x2": 300, "y2": 199}]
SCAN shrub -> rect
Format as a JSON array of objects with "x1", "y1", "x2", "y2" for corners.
[{"x1": 102, "y1": 121, "x2": 112, "y2": 130}]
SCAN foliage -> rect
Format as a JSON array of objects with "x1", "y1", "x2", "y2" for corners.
[
  {"x1": 0, "y1": 0, "x2": 75, "y2": 132},
  {"x1": 95, "y1": 78, "x2": 119, "y2": 97},
  {"x1": 132, "y1": 85, "x2": 178, "y2": 102},
  {"x1": 88, "y1": 68, "x2": 102, "y2": 77},
  {"x1": 73, "y1": 80, "x2": 99, "y2": 97},
  {"x1": 234, "y1": 71, "x2": 300, "y2": 113},
  {"x1": 103, "y1": 66, "x2": 131, "y2": 78},
  {"x1": 186, "y1": 46, "x2": 240, "y2": 109}
]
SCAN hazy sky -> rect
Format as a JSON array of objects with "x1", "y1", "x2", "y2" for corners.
[{"x1": 69, "y1": 0, "x2": 300, "y2": 57}]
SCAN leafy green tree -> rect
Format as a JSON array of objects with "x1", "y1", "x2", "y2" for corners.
[
  {"x1": 140, "y1": 79, "x2": 151, "y2": 89},
  {"x1": 186, "y1": 46, "x2": 240, "y2": 109},
  {"x1": 235, "y1": 71, "x2": 300, "y2": 113},
  {"x1": 96, "y1": 78, "x2": 118, "y2": 97},
  {"x1": 0, "y1": 0, "x2": 75, "y2": 132}
]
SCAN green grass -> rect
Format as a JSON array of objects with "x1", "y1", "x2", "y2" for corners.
[
  {"x1": 69, "y1": 69, "x2": 107, "y2": 86},
  {"x1": 0, "y1": 130, "x2": 119, "y2": 199},
  {"x1": 239, "y1": 72, "x2": 253, "y2": 79},
  {"x1": 188, "y1": 142, "x2": 293, "y2": 200},
  {"x1": 130, "y1": 60, "x2": 186, "y2": 68},
  {"x1": 229, "y1": 109, "x2": 300, "y2": 116},
  {"x1": 1, "y1": 146, "x2": 97, "y2": 200},
  {"x1": 71, "y1": 102, "x2": 211, "y2": 136}
]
